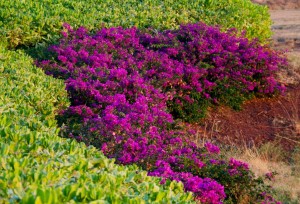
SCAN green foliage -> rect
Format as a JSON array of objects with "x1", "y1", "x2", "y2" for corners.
[
  {"x1": 0, "y1": 0, "x2": 271, "y2": 49},
  {"x1": 211, "y1": 82, "x2": 255, "y2": 110},
  {"x1": 169, "y1": 86, "x2": 253, "y2": 123},
  {"x1": 0, "y1": 47, "x2": 195, "y2": 203},
  {"x1": 168, "y1": 91, "x2": 211, "y2": 122},
  {"x1": 198, "y1": 165, "x2": 270, "y2": 204}
]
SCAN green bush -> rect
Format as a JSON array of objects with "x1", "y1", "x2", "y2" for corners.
[
  {"x1": 0, "y1": 0, "x2": 271, "y2": 49},
  {"x1": 0, "y1": 46, "x2": 195, "y2": 203}
]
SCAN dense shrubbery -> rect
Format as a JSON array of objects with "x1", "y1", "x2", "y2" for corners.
[
  {"x1": 0, "y1": 0, "x2": 288, "y2": 203},
  {"x1": 0, "y1": 0, "x2": 271, "y2": 48},
  {"x1": 41, "y1": 23, "x2": 286, "y2": 122},
  {"x1": 0, "y1": 46, "x2": 195, "y2": 203},
  {"x1": 140, "y1": 23, "x2": 286, "y2": 121},
  {"x1": 38, "y1": 24, "x2": 285, "y2": 203}
]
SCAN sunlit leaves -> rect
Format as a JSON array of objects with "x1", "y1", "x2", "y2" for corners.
[
  {"x1": 0, "y1": 47, "x2": 194, "y2": 203},
  {"x1": 0, "y1": 0, "x2": 271, "y2": 48}
]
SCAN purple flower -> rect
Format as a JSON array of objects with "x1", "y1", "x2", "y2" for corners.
[
  {"x1": 204, "y1": 142, "x2": 220, "y2": 154},
  {"x1": 38, "y1": 23, "x2": 285, "y2": 204},
  {"x1": 229, "y1": 158, "x2": 249, "y2": 170},
  {"x1": 58, "y1": 55, "x2": 68, "y2": 63},
  {"x1": 265, "y1": 172, "x2": 277, "y2": 181}
]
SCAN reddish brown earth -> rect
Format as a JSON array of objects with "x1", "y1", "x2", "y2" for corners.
[
  {"x1": 196, "y1": 3, "x2": 300, "y2": 151},
  {"x1": 197, "y1": 85, "x2": 300, "y2": 150}
]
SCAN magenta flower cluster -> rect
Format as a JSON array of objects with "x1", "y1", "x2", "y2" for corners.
[
  {"x1": 140, "y1": 24, "x2": 286, "y2": 96},
  {"x1": 265, "y1": 171, "x2": 277, "y2": 182},
  {"x1": 38, "y1": 23, "x2": 285, "y2": 203},
  {"x1": 261, "y1": 192, "x2": 282, "y2": 204},
  {"x1": 138, "y1": 23, "x2": 286, "y2": 121}
]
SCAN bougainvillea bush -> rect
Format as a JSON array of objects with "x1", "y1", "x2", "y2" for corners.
[
  {"x1": 0, "y1": 46, "x2": 195, "y2": 203},
  {"x1": 38, "y1": 23, "x2": 285, "y2": 203},
  {"x1": 140, "y1": 23, "x2": 286, "y2": 121}
]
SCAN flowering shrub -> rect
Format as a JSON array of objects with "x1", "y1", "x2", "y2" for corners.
[
  {"x1": 38, "y1": 23, "x2": 285, "y2": 203},
  {"x1": 0, "y1": 47, "x2": 197, "y2": 203},
  {"x1": 139, "y1": 23, "x2": 287, "y2": 121}
]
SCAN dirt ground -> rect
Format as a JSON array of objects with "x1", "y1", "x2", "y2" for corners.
[
  {"x1": 253, "y1": 0, "x2": 300, "y2": 10},
  {"x1": 253, "y1": 1, "x2": 300, "y2": 51},
  {"x1": 196, "y1": 4, "x2": 300, "y2": 151},
  {"x1": 197, "y1": 85, "x2": 300, "y2": 150},
  {"x1": 270, "y1": 10, "x2": 300, "y2": 51}
]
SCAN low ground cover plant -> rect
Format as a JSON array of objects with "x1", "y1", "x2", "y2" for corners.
[
  {"x1": 0, "y1": 46, "x2": 195, "y2": 203},
  {"x1": 38, "y1": 23, "x2": 285, "y2": 203},
  {"x1": 0, "y1": 0, "x2": 271, "y2": 49}
]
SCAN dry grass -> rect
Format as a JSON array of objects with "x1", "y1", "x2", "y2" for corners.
[
  {"x1": 277, "y1": 51, "x2": 300, "y2": 86},
  {"x1": 222, "y1": 142, "x2": 300, "y2": 203},
  {"x1": 276, "y1": 84, "x2": 300, "y2": 146},
  {"x1": 287, "y1": 52, "x2": 300, "y2": 70}
]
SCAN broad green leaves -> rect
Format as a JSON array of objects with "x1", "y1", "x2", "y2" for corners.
[
  {"x1": 0, "y1": 0, "x2": 271, "y2": 49},
  {"x1": 0, "y1": 47, "x2": 195, "y2": 203}
]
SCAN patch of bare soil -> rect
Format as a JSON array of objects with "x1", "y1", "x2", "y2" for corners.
[
  {"x1": 198, "y1": 85, "x2": 300, "y2": 151},
  {"x1": 253, "y1": 0, "x2": 300, "y2": 10},
  {"x1": 270, "y1": 10, "x2": 300, "y2": 51},
  {"x1": 252, "y1": 0, "x2": 300, "y2": 51}
]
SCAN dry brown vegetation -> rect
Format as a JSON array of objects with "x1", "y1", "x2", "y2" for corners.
[{"x1": 228, "y1": 143, "x2": 300, "y2": 202}]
